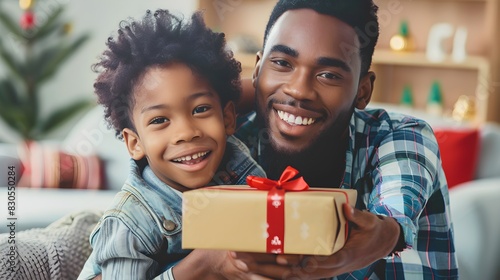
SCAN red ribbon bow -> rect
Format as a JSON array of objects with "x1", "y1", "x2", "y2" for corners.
[
  {"x1": 246, "y1": 166, "x2": 309, "y2": 254},
  {"x1": 246, "y1": 166, "x2": 310, "y2": 191}
]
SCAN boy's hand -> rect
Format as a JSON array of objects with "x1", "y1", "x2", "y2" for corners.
[
  {"x1": 235, "y1": 204, "x2": 401, "y2": 279},
  {"x1": 174, "y1": 249, "x2": 274, "y2": 280}
]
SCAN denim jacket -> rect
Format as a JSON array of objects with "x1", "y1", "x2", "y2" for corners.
[{"x1": 78, "y1": 135, "x2": 266, "y2": 280}]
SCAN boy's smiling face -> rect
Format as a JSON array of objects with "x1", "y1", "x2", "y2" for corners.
[{"x1": 123, "y1": 63, "x2": 236, "y2": 192}]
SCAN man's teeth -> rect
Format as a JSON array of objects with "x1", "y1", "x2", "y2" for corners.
[
  {"x1": 172, "y1": 151, "x2": 208, "y2": 162},
  {"x1": 277, "y1": 110, "x2": 315, "y2": 125}
]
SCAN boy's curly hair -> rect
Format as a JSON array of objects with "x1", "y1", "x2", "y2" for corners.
[{"x1": 92, "y1": 9, "x2": 242, "y2": 139}]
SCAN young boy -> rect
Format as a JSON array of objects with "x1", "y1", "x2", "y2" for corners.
[{"x1": 78, "y1": 9, "x2": 265, "y2": 280}]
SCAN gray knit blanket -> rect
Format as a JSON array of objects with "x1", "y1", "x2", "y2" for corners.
[{"x1": 0, "y1": 211, "x2": 101, "y2": 280}]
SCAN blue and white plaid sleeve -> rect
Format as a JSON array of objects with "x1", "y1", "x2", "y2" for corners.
[
  {"x1": 356, "y1": 112, "x2": 458, "y2": 279},
  {"x1": 368, "y1": 121, "x2": 441, "y2": 247}
]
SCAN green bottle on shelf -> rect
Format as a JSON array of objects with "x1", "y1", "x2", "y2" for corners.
[
  {"x1": 427, "y1": 81, "x2": 444, "y2": 116},
  {"x1": 400, "y1": 85, "x2": 414, "y2": 108}
]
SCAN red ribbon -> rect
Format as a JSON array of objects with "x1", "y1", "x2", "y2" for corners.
[{"x1": 246, "y1": 166, "x2": 309, "y2": 254}]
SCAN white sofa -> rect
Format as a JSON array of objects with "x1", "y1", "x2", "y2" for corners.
[
  {"x1": 1, "y1": 104, "x2": 500, "y2": 279},
  {"x1": 450, "y1": 178, "x2": 500, "y2": 280}
]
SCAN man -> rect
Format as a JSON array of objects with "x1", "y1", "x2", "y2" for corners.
[{"x1": 174, "y1": 0, "x2": 458, "y2": 279}]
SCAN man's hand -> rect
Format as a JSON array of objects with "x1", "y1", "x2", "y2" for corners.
[{"x1": 236, "y1": 203, "x2": 401, "y2": 279}]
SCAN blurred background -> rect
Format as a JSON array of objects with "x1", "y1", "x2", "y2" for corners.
[
  {"x1": 0, "y1": 0, "x2": 498, "y2": 144},
  {"x1": 0, "y1": 0, "x2": 197, "y2": 143}
]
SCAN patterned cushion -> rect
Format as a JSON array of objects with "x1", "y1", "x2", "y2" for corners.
[{"x1": 17, "y1": 141, "x2": 104, "y2": 189}]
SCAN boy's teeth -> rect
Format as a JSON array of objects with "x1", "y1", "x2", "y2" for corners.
[
  {"x1": 173, "y1": 151, "x2": 208, "y2": 162},
  {"x1": 277, "y1": 110, "x2": 315, "y2": 126}
]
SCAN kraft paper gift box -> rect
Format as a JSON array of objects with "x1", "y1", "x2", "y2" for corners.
[{"x1": 182, "y1": 166, "x2": 357, "y2": 255}]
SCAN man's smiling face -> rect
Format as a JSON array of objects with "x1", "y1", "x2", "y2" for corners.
[{"x1": 254, "y1": 9, "x2": 366, "y2": 154}]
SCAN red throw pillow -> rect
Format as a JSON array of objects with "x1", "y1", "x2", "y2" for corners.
[
  {"x1": 16, "y1": 141, "x2": 105, "y2": 189},
  {"x1": 434, "y1": 128, "x2": 480, "y2": 189}
]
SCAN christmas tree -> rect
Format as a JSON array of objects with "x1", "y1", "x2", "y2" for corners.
[{"x1": 0, "y1": 1, "x2": 93, "y2": 141}]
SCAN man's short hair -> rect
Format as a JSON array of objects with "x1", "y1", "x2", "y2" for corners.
[{"x1": 263, "y1": 0, "x2": 379, "y2": 76}]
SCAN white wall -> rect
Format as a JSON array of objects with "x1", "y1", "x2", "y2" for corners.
[{"x1": 0, "y1": 0, "x2": 197, "y2": 142}]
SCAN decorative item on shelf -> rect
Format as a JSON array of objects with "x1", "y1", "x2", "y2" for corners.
[
  {"x1": 427, "y1": 81, "x2": 444, "y2": 116},
  {"x1": 452, "y1": 27, "x2": 468, "y2": 63},
  {"x1": 390, "y1": 20, "x2": 413, "y2": 52},
  {"x1": 426, "y1": 23, "x2": 468, "y2": 63},
  {"x1": 400, "y1": 84, "x2": 414, "y2": 108},
  {"x1": 0, "y1": 2, "x2": 93, "y2": 141},
  {"x1": 452, "y1": 95, "x2": 476, "y2": 122},
  {"x1": 427, "y1": 23, "x2": 454, "y2": 62}
]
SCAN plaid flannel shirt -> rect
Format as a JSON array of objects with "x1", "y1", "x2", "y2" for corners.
[{"x1": 235, "y1": 108, "x2": 458, "y2": 279}]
